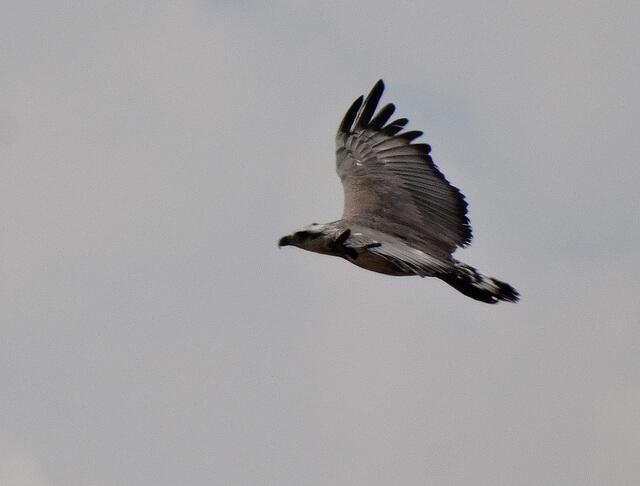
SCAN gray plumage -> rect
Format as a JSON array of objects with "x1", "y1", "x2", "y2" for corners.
[{"x1": 279, "y1": 80, "x2": 519, "y2": 304}]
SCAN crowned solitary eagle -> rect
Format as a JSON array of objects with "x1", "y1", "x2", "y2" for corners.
[{"x1": 279, "y1": 80, "x2": 519, "y2": 304}]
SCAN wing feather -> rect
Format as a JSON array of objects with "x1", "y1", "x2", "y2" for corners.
[
  {"x1": 381, "y1": 121, "x2": 408, "y2": 136},
  {"x1": 338, "y1": 96, "x2": 363, "y2": 135},
  {"x1": 369, "y1": 103, "x2": 395, "y2": 129},
  {"x1": 396, "y1": 130, "x2": 424, "y2": 142},
  {"x1": 355, "y1": 80, "x2": 385, "y2": 130}
]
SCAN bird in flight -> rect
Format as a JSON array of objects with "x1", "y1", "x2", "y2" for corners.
[{"x1": 279, "y1": 80, "x2": 519, "y2": 304}]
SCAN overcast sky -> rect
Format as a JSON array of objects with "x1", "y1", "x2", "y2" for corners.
[{"x1": 1, "y1": 1, "x2": 639, "y2": 485}]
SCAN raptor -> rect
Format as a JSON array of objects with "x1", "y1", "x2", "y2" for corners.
[{"x1": 279, "y1": 80, "x2": 519, "y2": 304}]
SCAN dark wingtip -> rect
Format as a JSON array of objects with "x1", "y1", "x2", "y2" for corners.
[
  {"x1": 355, "y1": 80, "x2": 386, "y2": 130},
  {"x1": 338, "y1": 95, "x2": 364, "y2": 134},
  {"x1": 381, "y1": 117, "x2": 408, "y2": 136},
  {"x1": 369, "y1": 103, "x2": 396, "y2": 129},
  {"x1": 370, "y1": 79, "x2": 385, "y2": 94},
  {"x1": 413, "y1": 143, "x2": 432, "y2": 154},
  {"x1": 398, "y1": 130, "x2": 423, "y2": 142}
]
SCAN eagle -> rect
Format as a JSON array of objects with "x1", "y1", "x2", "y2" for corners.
[{"x1": 279, "y1": 80, "x2": 519, "y2": 304}]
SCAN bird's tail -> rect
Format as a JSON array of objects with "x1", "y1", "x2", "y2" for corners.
[{"x1": 440, "y1": 260, "x2": 519, "y2": 304}]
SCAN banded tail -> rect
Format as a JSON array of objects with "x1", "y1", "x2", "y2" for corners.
[{"x1": 440, "y1": 261, "x2": 519, "y2": 304}]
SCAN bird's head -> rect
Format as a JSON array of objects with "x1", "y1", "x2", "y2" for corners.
[{"x1": 278, "y1": 223, "x2": 327, "y2": 252}]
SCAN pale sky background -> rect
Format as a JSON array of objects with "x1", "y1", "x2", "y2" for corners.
[{"x1": 1, "y1": 1, "x2": 639, "y2": 485}]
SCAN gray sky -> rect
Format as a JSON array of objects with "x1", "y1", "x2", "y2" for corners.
[{"x1": 1, "y1": 1, "x2": 639, "y2": 485}]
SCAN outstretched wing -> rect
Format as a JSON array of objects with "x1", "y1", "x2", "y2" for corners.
[{"x1": 335, "y1": 80, "x2": 472, "y2": 257}]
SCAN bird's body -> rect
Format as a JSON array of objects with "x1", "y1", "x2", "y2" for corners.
[{"x1": 279, "y1": 81, "x2": 519, "y2": 304}]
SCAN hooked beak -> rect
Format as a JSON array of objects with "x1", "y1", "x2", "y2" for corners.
[{"x1": 278, "y1": 235, "x2": 292, "y2": 247}]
